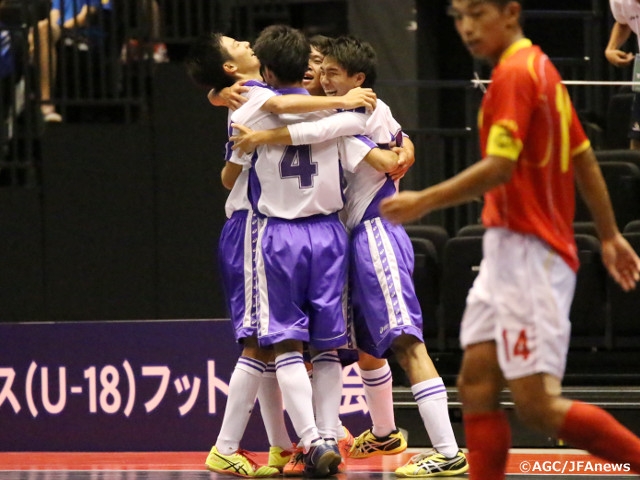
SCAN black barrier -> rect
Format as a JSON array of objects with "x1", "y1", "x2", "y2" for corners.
[{"x1": 0, "y1": 1, "x2": 40, "y2": 187}]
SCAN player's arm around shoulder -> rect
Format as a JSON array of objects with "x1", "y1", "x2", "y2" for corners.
[
  {"x1": 208, "y1": 81, "x2": 250, "y2": 110},
  {"x1": 229, "y1": 123, "x2": 292, "y2": 154},
  {"x1": 363, "y1": 148, "x2": 399, "y2": 173},
  {"x1": 261, "y1": 87, "x2": 376, "y2": 115},
  {"x1": 230, "y1": 109, "x2": 368, "y2": 154}
]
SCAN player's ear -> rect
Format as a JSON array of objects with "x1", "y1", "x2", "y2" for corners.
[
  {"x1": 223, "y1": 62, "x2": 237, "y2": 75},
  {"x1": 504, "y1": 1, "x2": 522, "y2": 25},
  {"x1": 261, "y1": 66, "x2": 276, "y2": 84},
  {"x1": 354, "y1": 72, "x2": 366, "y2": 87}
]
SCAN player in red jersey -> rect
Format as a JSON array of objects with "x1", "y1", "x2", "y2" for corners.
[{"x1": 380, "y1": 1, "x2": 640, "y2": 478}]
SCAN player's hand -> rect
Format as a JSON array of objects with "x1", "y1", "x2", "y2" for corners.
[
  {"x1": 605, "y1": 49, "x2": 634, "y2": 67},
  {"x1": 230, "y1": 123, "x2": 257, "y2": 154},
  {"x1": 342, "y1": 87, "x2": 377, "y2": 111},
  {"x1": 601, "y1": 233, "x2": 640, "y2": 291},
  {"x1": 379, "y1": 190, "x2": 429, "y2": 224},
  {"x1": 388, "y1": 146, "x2": 415, "y2": 181},
  {"x1": 208, "y1": 81, "x2": 250, "y2": 110}
]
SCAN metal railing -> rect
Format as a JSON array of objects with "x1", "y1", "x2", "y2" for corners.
[{"x1": 0, "y1": 0, "x2": 624, "y2": 194}]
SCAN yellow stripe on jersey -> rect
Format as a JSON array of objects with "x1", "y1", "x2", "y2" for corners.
[
  {"x1": 486, "y1": 124, "x2": 522, "y2": 161},
  {"x1": 571, "y1": 139, "x2": 591, "y2": 158},
  {"x1": 527, "y1": 52, "x2": 538, "y2": 83}
]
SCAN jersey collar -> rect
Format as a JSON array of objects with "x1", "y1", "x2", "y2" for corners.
[
  {"x1": 499, "y1": 38, "x2": 532, "y2": 64},
  {"x1": 276, "y1": 87, "x2": 309, "y2": 95}
]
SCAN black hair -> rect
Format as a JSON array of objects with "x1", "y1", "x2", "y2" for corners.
[
  {"x1": 308, "y1": 34, "x2": 333, "y2": 57},
  {"x1": 252, "y1": 25, "x2": 310, "y2": 85},
  {"x1": 448, "y1": 0, "x2": 524, "y2": 8},
  {"x1": 324, "y1": 35, "x2": 377, "y2": 88},
  {"x1": 184, "y1": 32, "x2": 235, "y2": 91},
  {"x1": 492, "y1": 0, "x2": 523, "y2": 6}
]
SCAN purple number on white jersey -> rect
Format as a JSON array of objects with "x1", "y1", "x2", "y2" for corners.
[{"x1": 279, "y1": 145, "x2": 317, "y2": 189}]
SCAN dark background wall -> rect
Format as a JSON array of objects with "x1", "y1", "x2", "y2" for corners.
[
  {"x1": 1, "y1": 63, "x2": 230, "y2": 321},
  {"x1": 0, "y1": 0, "x2": 621, "y2": 322}
]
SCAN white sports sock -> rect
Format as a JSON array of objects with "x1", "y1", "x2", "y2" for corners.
[
  {"x1": 411, "y1": 377, "x2": 458, "y2": 458},
  {"x1": 360, "y1": 362, "x2": 397, "y2": 438},
  {"x1": 311, "y1": 350, "x2": 343, "y2": 439},
  {"x1": 215, "y1": 356, "x2": 266, "y2": 455},
  {"x1": 275, "y1": 351, "x2": 320, "y2": 451},
  {"x1": 257, "y1": 362, "x2": 292, "y2": 450}
]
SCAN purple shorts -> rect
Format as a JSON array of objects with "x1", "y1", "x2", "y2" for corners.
[
  {"x1": 218, "y1": 209, "x2": 262, "y2": 342},
  {"x1": 257, "y1": 214, "x2": 349, "y2": 351},
  {"x1": 350, "y1": 217, "x2": 424, "y2": 358}
]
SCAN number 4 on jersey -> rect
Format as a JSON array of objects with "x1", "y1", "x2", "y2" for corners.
[{"x1": 279, "y1": 145, "x2": 317, "y2": 188}]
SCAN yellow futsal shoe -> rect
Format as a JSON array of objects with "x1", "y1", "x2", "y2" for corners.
[
  {"x1": 349, "y1": 428, "x2": 407, "y2": 458},
  {"x1": 395, "y1": 450, "x2": 469, "y2": 477},
  {"x1": 205, "y1": 446, "x2": 279, "y2": 478},
  {"x1": 268, "y1": 445, "x2": 294, "y2": 471}
]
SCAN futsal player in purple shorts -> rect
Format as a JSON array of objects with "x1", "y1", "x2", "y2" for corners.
[
  {"x1": 230, "y1": 35, "x2": 468, "y2": 478},
  {"x1": 185, "y1": 30, "x2": 377, "y2": 478},
  {"x1": 225, "y1": 25, "x2": 399, "y2": 478}
]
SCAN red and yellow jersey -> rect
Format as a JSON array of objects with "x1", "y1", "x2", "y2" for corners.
[{"x1": 479, "y1": 38, "x2": 590, "y2": 271}]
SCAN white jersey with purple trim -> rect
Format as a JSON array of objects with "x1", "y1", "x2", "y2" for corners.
[
  {"x1": 287, "y1": 98, "x2": 403, "y2": 230},
  {"x1": 224, "y1": 81, "x2": 273, "y2": 218},
  {"x1": 230, "y1": 87, "x2": 371, "y2": 219}
]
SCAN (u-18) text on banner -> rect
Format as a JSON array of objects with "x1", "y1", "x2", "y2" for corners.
[{"x1": 0, "y1": 319, "x2": 371, "y2": 451}]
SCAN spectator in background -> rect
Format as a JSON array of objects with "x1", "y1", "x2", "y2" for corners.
[
  {"x1": 0, "y1": 4, "x2": 21, "y2": 131},
  {"x1": 121, "y1": 0, "x2": 168, "y2": 64},
  {"x1": 51, "y1": 0, "x2": 96, "y2": 29},
  {"x1": 33, "y1": 1, "x2": 61, "y2": 122},
  {"x1": 145, "y1": 0, "x2": 168, "y2": 63},
  {"x1": 33, "y1": 0, "x2": 106, "y2": 122},
  {"x1": 605, "y1": 0, "x2": 640, "y2": 150},
  {"x1": 0, "y1": 1, "x2": 17, "y2": 80}
]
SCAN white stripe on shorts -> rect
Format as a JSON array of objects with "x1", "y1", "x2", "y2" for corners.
[{"x1": 364, "y1": 218, "x2": 412, "y2": 329}]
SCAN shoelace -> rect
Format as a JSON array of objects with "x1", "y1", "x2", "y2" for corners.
[
  {"x1": 277, "y1": 448, "x2": 296, "y2": 459},
  {"x1": 235, "y1": 449, "x2": 260, "y2": 469},
  {"x1": 406, "y1": 449, "x2": 438, "y2": 464},
  {"x1": 286, "y1": 445, "x2": 305, "y2": 464}
]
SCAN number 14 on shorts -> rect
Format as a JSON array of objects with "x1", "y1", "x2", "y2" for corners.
[{"x1": 502, "y1": 328, "x2": 531, "y2": 361}]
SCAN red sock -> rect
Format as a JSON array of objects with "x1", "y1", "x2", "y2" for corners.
[
  {"x1": 558, "y1": 401, "x2": 640, "y2": 473},
  {"x1": 464, "y1": 410, "x2": 511, "y2": 480}
]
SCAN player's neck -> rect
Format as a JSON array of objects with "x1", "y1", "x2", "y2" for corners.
[
  {"x1": 490, "y1": 31, "x2": 525, "y2": 66},
  {"x1": 271, "y1": 81, "x2": 304, "y2": 90},
  {"x1": 237, "y1": 70, "x2": 262, "y2": 82}
]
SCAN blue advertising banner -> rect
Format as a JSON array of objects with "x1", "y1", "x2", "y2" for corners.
[{"x1": 0, "y1": 320, "x2": 372, "y2": 452}]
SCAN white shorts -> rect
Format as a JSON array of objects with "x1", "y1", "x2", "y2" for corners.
[{"x1": 459, "y1": 228, "x2": 576, "y2": 380}]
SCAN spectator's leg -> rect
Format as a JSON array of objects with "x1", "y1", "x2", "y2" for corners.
[{"x1": 36, "y1": 19, "x2": 61, "y2": 121}]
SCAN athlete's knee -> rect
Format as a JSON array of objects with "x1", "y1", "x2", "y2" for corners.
[
  {"x1": 457, "y1": 343, "x2": 504, "y2": 412},
  {"x1": 357, "y1": 350, "x2": 386, "y2": 371},
  {"x1": 457, "y1": 371, "x2": 502, "y2": 411},
  {"x1": 274, "y1": 339, "x2": 303, "y2": 357},
  {"x1": 241, "y1": 336, "x2": 264, "y2": 360},
  {"x1": 391, "y1": 335, "x2": 422, "y2": 365}
]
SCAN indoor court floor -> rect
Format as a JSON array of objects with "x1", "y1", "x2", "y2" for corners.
[{"x1": 0, "y1": 449, "x2": 635, "y2": 479}]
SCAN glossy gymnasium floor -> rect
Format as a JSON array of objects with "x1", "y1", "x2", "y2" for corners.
[{"x1": 0, "y1": 448, "x2": 635, "y2": 480}]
